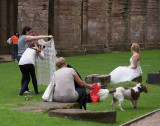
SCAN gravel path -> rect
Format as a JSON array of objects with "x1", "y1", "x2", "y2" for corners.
[{"x1": 127, "y1": 110, "x2": 160, "y2": 126}]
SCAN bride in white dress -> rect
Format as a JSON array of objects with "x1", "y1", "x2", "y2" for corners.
[{"x1": 109, "y1": 43, "x2": 142, "y2": 84}]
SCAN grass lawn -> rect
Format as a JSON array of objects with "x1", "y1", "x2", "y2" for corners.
[{"x1": 0, "y1": 49, "x2": 160, "y2": 126}]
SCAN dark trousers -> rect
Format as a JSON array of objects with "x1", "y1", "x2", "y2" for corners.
[
  {"x1": 13, "y1": 44, "x2": 18, "y2": 60},
  {"x1": 17, "y1": 56, "x2": 29, "y2": 91},
  {"x1": 76, "y1": 87, "x2": 86, "y2": 110},
  {"x1": 19, "y1": 64, "x2": 38, "y2": 94}
]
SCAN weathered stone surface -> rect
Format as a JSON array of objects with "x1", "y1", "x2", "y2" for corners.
[
  {"x1": 34, "y1": 102, "x2": 79, "y2": 109},
  {"x1": 17, "y1": 0, "x2": 49, "y2": 35},
  {"x1": 85, "y1": 74, "x2": 100, "y2": 84},
  {"x1": 95, "y1": 75, "x2": 111, "y2": 87},
  {"x1": 85, "y1": 74, "x2": 110, "y2": 87},
  {"x1": 12, "y1": 102, "x2": 79, "y2": 113},
  {"x1": 0, "y1": 54, "x2": 13, "y2": 62},
  {"x1": 49, "y1": 109, "x2": 116, "y2": 124}
]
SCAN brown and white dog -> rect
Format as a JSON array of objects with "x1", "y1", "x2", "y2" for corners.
[
  {"x1": 98, "y1": 83, "x2": 148, "y2": 111},
  {"x1": 110, "y1": 83, "x2": 148, "y2": 111}
]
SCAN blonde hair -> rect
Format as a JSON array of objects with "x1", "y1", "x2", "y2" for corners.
[
  {"x1": 131, "y1": 43, "x2": 140, "y2": 53},
  {"x1": 55, "y1": 57, "x2": 66, "y2": 68}
]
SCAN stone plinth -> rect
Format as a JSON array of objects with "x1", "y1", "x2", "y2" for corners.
[
  {"x1": 85, "y1": 74, "x2": 100, "y2": 84},
  {"x1": 85, "y1": 74, "x2": 111, "y2": 87},
  {"x1": 49, "y1": 109, "x2": 116, "y2": 124}
]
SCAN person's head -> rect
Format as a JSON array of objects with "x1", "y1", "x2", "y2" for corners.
[
  {"x1": 14, "y1": 31, "x2": 19, "y2": 37},
  {"x1": 22, "y1": 26, "x2": 32, "y2": 35},
  {"x1": 131, "y1": 43, "x2": 140, "y2": 53},
  {"x1": 55, "y1": 57, "x2": 67, "y2": 68}
]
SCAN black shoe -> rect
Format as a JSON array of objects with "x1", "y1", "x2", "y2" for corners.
[
  {"x1": 35, "y1": 91, "x2": 39, "y2": 95},
  {"x1": 18, "y1": 92, "x2": 23, "y2": 96}
]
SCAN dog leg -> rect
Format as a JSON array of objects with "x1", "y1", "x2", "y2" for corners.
[
  {"x1": 111, "y1": 97, "x2": 117, "y2": 110},
  {"x1": 134, "y1": 100, "x2": 137, "y2": 108},
  {"x1": 131, "y1": 100, "x2": 135, "y2": 108},
  {"x1": 131, "y1": 100, "x2": 137, "y2": 109},
  {"x1": 118, "y1": 96, "x2": 124, "y2": 111}
]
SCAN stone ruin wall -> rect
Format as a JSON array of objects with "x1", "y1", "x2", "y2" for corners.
[
  {"x1": 0, "y1": 0, "x2": 18, "y2": 54},
  {"x1": 1, "y1": 0, "x2": 160, "y2": 56},
  {"x1": 18, "y1": 0, "x2": 49, "y2": 36},
  {"x1": 51, "y1": 0, "x2": 160, "y2": 56}
]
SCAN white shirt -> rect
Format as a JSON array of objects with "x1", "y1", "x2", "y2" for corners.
[{"x1": 19, "y1": 47, "x2": 44, "y2": 66}]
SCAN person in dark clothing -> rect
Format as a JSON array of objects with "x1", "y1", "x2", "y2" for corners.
[{"x1": 67, "y1": 64, "x2": 91, "y2": 109}]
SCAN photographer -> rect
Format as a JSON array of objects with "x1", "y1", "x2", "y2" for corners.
[{"x1": 18, "y1": 42, "x2": 45, "y2": 96}]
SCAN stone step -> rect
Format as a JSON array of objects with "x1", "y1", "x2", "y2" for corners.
[
  {"x1": 85, "y1": 74, "x2": 111, "y2": 87},
  {"x1": 48, "y1": 109, "x2": 116, "y2": 124},
  {"x1": 12, "y1": 102, "x2": 79, "y2": 113}
]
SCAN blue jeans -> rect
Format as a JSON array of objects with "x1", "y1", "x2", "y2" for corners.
[{"x1": 13, "y1": 44, "x2": 18, "y2": 60}]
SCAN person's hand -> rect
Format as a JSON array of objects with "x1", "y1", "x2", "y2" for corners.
[
  {"x1": 48, "y1": 35, "x2": 53, "y2": 39},
  {"x1": 40, "y1": 45, "x2": 43, "y2": 50},
  {"x1": 85, "y1": 84, "x2": 92, "y2": 90}
]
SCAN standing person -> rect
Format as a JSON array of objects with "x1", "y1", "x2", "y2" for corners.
[
  {"x1": 17, "y1": 26, "x2": 53, "y2": 93},
  {"x1": 11, "y1": 31, "x2": 19, "y2": 61},
  {"x1": 109, "y1": 43, "x2": 142, "y2": 84},
  {"x1": 18, "y1": 42, "x2": 45, "y2": 96}
]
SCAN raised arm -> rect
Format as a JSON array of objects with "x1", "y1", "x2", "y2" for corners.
[
  {"x1": 25, "y1": 35, "x2": 53, "y2": 41},
  {"x1": 74, "y1": 72, "x2": 92, "y2": 89}
]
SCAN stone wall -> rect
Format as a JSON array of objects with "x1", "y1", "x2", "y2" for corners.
[
  {"x1": 82, "y1": 0, "x2": 111, "y2": 54},
  {"x1": 49, "y1": 0, "x2": 160, "y2": 56},
  {"x1": 52, "y1": 0, "x2": 83, "y2": 56},
  {"x1": 1, "y1": 0, "x2": 160, "y2": 56},
  {"x1": 17, "y1": 0, "x2": 49, "y2": 36},
  {"x1": 0, "y1": 0, "x2": 18, "y2": 54}
]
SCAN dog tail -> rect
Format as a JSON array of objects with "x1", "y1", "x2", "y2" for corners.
[{"x1": 98, "y1": 89, "x2": 110, "y2": 101}]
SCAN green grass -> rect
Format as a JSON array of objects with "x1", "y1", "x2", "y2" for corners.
[{"x1": 0, "y1": 50, "x2": 160, "y2": 126}]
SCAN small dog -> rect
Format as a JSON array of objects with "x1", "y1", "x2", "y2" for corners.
[{"x1": 110, "y1": 83, "x2": 148, "y2": 111}]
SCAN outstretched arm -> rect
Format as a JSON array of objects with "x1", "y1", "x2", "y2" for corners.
[
  {"x1": 26, "y1": 35, "x2": 53, "y2": 41},
  {"x1": 74, "y1": 72, "x2": 92, "y2": 89}
]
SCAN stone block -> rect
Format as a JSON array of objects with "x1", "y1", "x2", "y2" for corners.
[
  {"x1": 48, "y1": 109, "x2": 116, "y2": 124},
  {"x1": 85, "y1": 74, "x2": 100, "y2": 84},
  {"x1": 85, "y1": 74, "x2": 110, "y2": 87}
]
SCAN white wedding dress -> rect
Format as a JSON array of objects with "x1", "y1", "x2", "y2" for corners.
[{"x1": 109, "y1": 57, "x2": 142, "y2": 84}]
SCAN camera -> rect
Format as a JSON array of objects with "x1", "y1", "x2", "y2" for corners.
[{"x1": 38, "y1": 44, "x2": 45, "y2": 49}]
